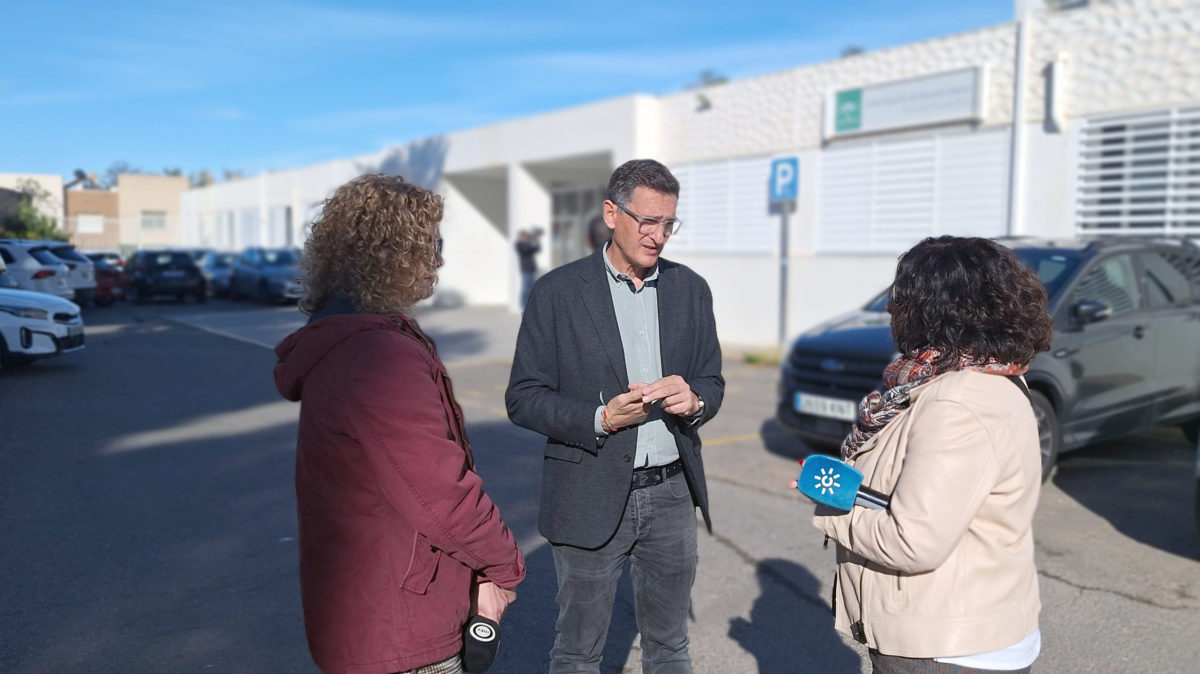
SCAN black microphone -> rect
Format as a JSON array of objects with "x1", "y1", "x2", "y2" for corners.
[{"x1": 462, "y1": 615, "x2": 500, "y2": 673}]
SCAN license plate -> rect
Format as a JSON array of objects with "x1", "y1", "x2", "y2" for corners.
[
  {"x1": 161, "y1": 270, "x2": 185, "y2": 278},
  {"x1": 795, "y1": 392, "x2": 857, "y2": 421}
]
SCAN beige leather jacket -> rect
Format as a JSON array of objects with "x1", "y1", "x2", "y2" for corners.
[{"x1": 814, "y1": 369, "x2": 1041, "y2": 658}]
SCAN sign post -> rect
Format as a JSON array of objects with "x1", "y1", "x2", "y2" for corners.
[{"x1": 769, "y1": 157, "x2": 799, "y2": 348}]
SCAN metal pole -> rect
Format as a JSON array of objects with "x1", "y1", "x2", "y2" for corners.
[
  {"x1": 778, "y1": 204, "x2": 790, "y2": 347},
  {"x1": 1006, "y1": 15, "x2": 1030, "y2": 236}
]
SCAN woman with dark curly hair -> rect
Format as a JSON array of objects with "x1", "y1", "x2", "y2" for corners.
[
  {"x1": 810, "y1": 236, "x2": 1053, "y2": 673},
  {"x1": 274, "y1": 174, "x2": 525, "y2": 674}
]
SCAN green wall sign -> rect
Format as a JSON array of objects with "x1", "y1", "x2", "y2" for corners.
[{"x1": 835, "y1": 89, "x2": 863, "y2": 133}]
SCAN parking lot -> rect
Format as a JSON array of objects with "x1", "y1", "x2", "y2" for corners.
[{"x1": 2, "y1": 298, "x2": 1199, "y2": 673}]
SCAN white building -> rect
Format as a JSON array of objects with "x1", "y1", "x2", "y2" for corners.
[{"x1": 181, "y1": 0, "x2": 1200, "y2": 348}]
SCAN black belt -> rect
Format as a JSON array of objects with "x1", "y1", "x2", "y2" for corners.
[{"x1": 630, "y1": 459, "x2": 683, "y2": 490}]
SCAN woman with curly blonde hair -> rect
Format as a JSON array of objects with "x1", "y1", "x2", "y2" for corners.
[
  {"x1": 275, "y1": 174, "x2": 525, "y2": 674},
  {"x1": 299, "y1": 173, "x2": 444, "y2": 315}
]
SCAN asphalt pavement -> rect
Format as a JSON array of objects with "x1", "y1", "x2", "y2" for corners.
[{"x1": 1, "y1": 299, "x2": 1198, "y2": 673}]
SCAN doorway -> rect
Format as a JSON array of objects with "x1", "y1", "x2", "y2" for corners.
[{"x1": 550, "y1": 186, "x2": 606, "y2": 268}]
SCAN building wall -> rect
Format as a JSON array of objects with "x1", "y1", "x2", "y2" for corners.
[
  {"x1": 656, "y1": 24, "x2": 1016, "y2": 166},
  {"x1": 65, "y1": 189, "x2": 120, "y2": 250},
  {"x1": 175, "y1": 1, "x2": 1200, "y2": 347},
  {"x1": 0, "y1": 172, "x2": 65, "y2": 226},
  {"x1": 1025, "y1": 0, "x2": 1200, "y2": 123},
  {"x1": 116, "y1": 174, "x2": 189, "y2": 250},
  {"x1": 1013, "y1": 0, "x2": 1200, "y2": 238}
]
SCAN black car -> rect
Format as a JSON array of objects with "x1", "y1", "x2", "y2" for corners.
[
  {"x1": 777, "y1": 237, "x2": 1200, "y2": 481},
  {"x1": 122, "y1": 250, "x2": 207, "y2": 304}
]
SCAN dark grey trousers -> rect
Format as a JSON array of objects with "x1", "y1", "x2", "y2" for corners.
[{"x1": 548, "y1": 470, "x2": 698, "y2": 674}]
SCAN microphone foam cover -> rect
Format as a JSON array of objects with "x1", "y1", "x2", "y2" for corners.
[
  {"x1": 462, "y1": 615, "x2": 500, "y2": 673},
  {"x1": 797, "y1": 454, "x2": 864, "y2": 513}
]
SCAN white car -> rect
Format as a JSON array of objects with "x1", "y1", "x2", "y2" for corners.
[
  {"x1": 0, "y1": 288, "x2": 84, "y2": 368},
  {"x1": 0, "y1": 240, "x2": 74, "y2": 300},
  {"x1": 45, "y1": 242, "x2": 98, "y2": 306}
]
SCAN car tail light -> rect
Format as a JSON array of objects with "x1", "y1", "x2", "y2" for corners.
[{"x1": 32, "y1": 269, "x2": 55, "y2": 279}]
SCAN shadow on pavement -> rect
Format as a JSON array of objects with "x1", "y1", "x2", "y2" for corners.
[
  {"x1": 1051, "y1": 431, "x2": 1200, "y2": 561},
  {"x1": 729, "y1": 558, "x2": 861, "y2": 673},
  {"x1": 758, "y1": 418, "x2": 830, "y2": 463}
]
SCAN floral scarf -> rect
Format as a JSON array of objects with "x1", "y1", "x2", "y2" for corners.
[{"x1": 839, "y1": 348, "x2": 1028, "y2": 460}]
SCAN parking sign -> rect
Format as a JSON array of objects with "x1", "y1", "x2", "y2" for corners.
[{"x1": 770, "y1": 157, "x2": 799, "y2": 202}]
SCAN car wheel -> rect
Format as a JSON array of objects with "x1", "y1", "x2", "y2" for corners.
[
  {"x1": 258, "y1": 280, "x2": 271, "y2": 303},
  {"x1": 1029, "y1": 390, "x2": 1060, "y2": 483},
  {"x1": 1182, "y1": 419, "x2": 1199, "y2": 445},
  {"x1": 230, "y1": 279, "x2": 242, "y2": 301},
  {"x1": 95, "y1": 296, "x2": 114, "y2": 308},
  {"x1": 130, "y1": 284, "x2": 145, "y2": 305},
  {"x1": 195, "y1": 289, "x2": 207, "y2": 304}
]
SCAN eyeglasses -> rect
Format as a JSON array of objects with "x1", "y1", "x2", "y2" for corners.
[
  {"x1": 435, "y1": 238, "x2": 444, "y2": 256},
  {"x1": 614, "y1": 203, "x2": 682, "y2": 237}
]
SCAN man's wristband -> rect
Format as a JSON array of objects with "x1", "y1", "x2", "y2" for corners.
[{"x1": 601, "y1": 408, "x2": 619, "y2": 433}]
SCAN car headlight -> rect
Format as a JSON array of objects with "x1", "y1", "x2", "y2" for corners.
[{"x1": 0, "y1": 305, "x2": 50, "y2": 320}]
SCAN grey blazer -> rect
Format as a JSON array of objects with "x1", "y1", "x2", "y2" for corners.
[{"x1": 505, "y1": 248, "x2": 724, "y2": 548}]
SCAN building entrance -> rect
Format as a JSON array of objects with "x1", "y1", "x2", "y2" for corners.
[{"x1": 550, "y1": 186, "x2": 606, "y2": 268}]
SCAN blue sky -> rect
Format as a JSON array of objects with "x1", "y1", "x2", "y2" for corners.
[{"x1": 2, "y1": 1, "x2": 1012, "y2": 182}]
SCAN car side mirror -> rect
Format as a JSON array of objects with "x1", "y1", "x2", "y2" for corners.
[{"x1": 1072, "y1": 300, "x2": 1112, "y2": 326}]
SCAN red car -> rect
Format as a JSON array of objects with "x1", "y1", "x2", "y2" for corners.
[{"x1": 92, "y1": 259, "x2": 129, "y2": 307}]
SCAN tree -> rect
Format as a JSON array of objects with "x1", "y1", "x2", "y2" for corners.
[
  {"x1": 687, "y1": 69, "x2": 729, "y2": 90},
  {"x1": 0, "y1": 202, "x2": 68, "y2": 241},
  {"x1": 0, "y1": 179, "x2": 66, "y2": 240},
  {"x1": 222, "y1": 169, "x2": 244, "y2": 182},
  {"x1": 99, "y1": 160, "x2": 142, "y2": 189},
  {"x1": 163, "y1": 167, "x2": 183, "y2": 177},
  {"x1": 190, "y1": 169, "x2": 215, "y2": 188}
]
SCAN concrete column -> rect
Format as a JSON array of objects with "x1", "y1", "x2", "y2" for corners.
[{"x1": 507, "y1": 162, "x2": 551, "y2": 312}]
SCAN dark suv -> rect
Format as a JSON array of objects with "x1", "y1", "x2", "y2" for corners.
[
  {"x1": 122, "y1": 250, "x2": 207, "y2": 304},
  {"x1": 777, "y1": 237, "x2": 1200, "y2": 481}
]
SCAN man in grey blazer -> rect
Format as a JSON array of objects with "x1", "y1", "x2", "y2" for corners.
[{"x1": 506, "y1": 159, "x2": 724, "y2": 674}]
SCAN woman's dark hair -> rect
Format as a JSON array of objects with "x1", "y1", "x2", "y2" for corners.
[{"x1": 888, "y1": 236, "x2": 1053, "y2": 366}]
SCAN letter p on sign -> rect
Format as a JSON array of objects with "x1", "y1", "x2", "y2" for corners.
[{"x1": 770, "y1": 157, "x2": 799, "y2": 203}]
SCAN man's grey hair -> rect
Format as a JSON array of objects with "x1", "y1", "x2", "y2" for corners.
[{"x1": 606, "y1": 159, "x2": 680, "y2": 206}]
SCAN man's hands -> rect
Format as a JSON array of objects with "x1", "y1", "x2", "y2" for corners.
[
  {"x1": 640, "y1": 375, "x2": 701, "y2": 417},
  {"x1": 472, "y1": 581, "x2": 516, "y2": 623},
  {"x1": 604, "y1": 385, "x2": 651, "y2": 430}
]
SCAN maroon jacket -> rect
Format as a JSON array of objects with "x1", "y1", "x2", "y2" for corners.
[{"x1": 275, "y1": 312, "x2": 525, "y2": 674}]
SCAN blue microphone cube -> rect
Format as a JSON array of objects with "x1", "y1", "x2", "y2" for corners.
[{"x1": 797, "y1": 454, "x2": 864, "y2": 513}]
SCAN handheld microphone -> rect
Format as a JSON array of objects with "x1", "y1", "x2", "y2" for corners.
[
  {"x1": 796, "y1": 454, "x2": 890, "y2": 513},
  {"x1": 462, "y1": 615, "x2": 500, "y2": 672}
]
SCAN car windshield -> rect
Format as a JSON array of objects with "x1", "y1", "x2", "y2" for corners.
[
  {"x1": 147, "y1": 253, "x2": 194, "y2": 267},
  {"x1": 863, "y1": 247, "x2": 1083, "y2": 312},
  {"x1": 262, "y1": 250, "x2": 298, "y2": 265},
  {"x1": 1010, "y1": 248, "x2": 1081, "y2": 299},
  {"x1": 208, "y1": 253, "x2": 235, "y2": 268}
]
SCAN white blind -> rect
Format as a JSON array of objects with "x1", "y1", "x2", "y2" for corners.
[
  {"x1": 669, "y1": 155, "x2": 776, "y2": 254},
  {"x1": 817, "y1": 127, "x2": 1010, "y2": 253},
  {"x1": 1076, "y1": 106, "x2": 1200, "y2": 236},
  {"x1": 75, "y1": 214, "x2": 104, "y2": 234}
]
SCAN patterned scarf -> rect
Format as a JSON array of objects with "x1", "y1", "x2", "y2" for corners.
[{"x1": 840, "y1": 348, "x2": 1028, "y2": 460}]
